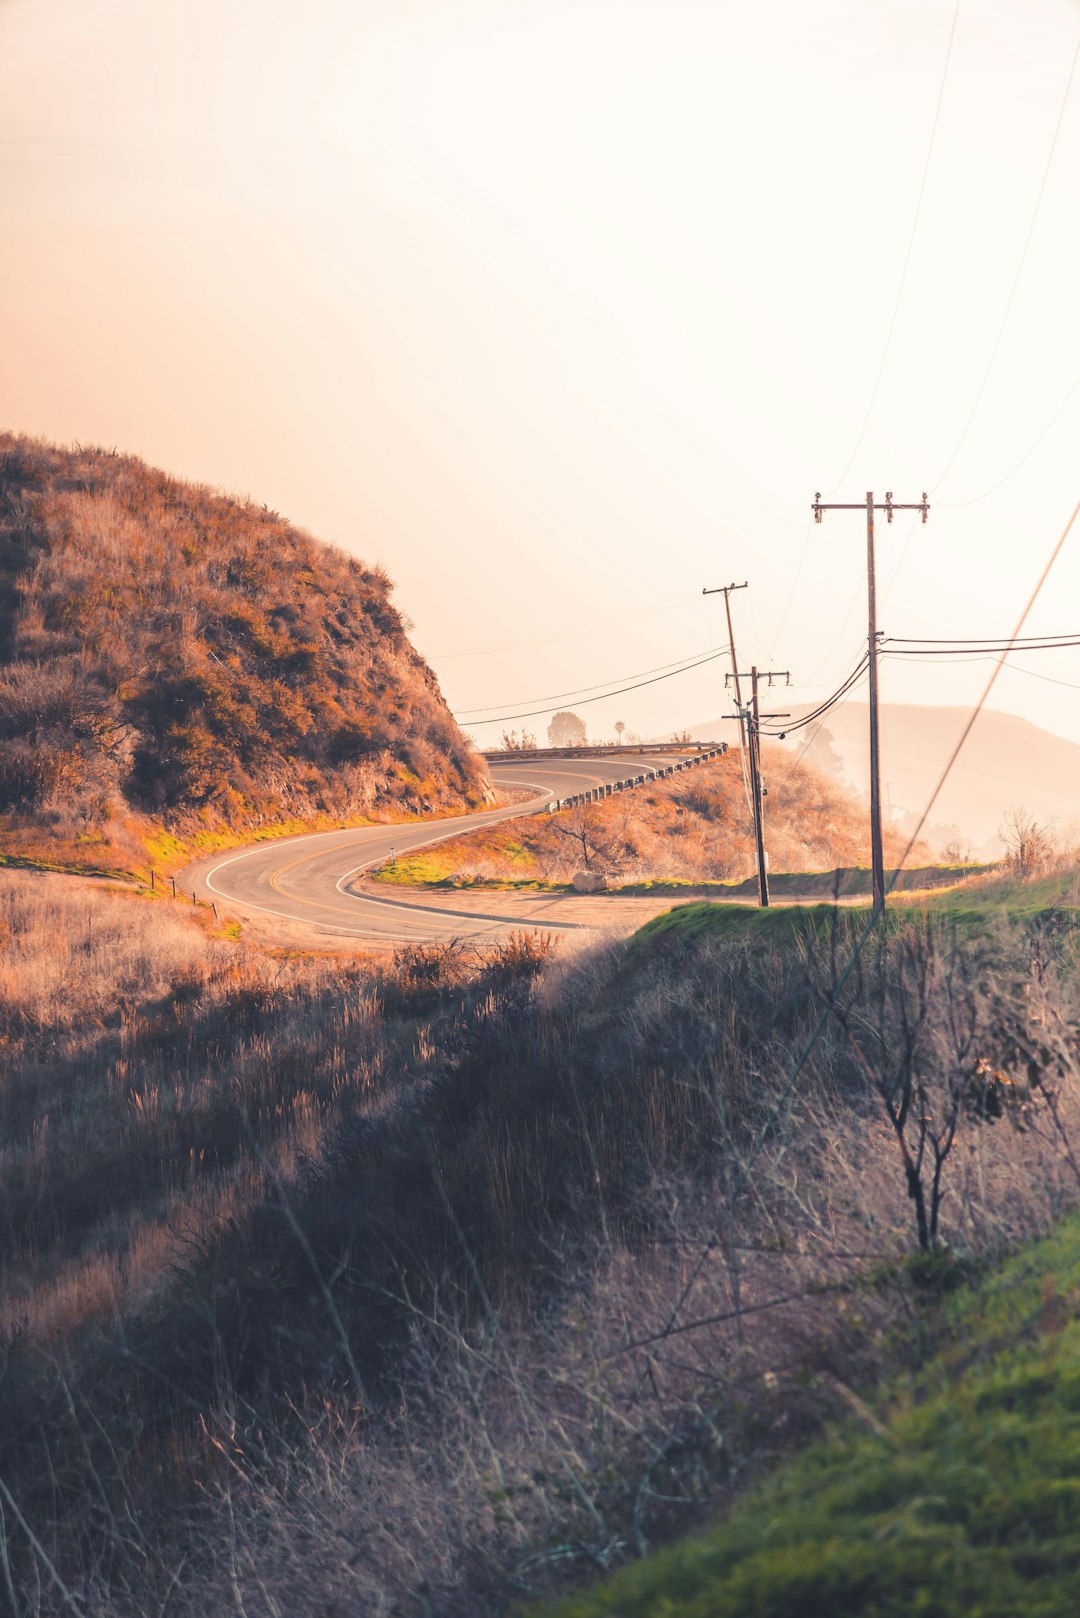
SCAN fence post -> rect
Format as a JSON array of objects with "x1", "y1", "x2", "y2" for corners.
[
  {"x1": 170, "y1": 876, "x2": 177, "y2": 899},
  {"x1": 150, "y1": 869, "x2": 155, "y2": 892}
]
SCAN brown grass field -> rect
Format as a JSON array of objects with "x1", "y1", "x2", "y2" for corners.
[{"x1": 2, "y1": 862, "x2": 1079, "y2": 1615}]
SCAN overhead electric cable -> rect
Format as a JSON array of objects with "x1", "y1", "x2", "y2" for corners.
[
  {"x1": 456, "y1": 643, "x2": 726, "y2": 718},
  {"x1": 886, "y1": 637, "x2": 1080, "y2": 655},
  {"x1": 932, "y1": 29, "x2": 1080, "y2": 494},
  {"x1": 642, "y1": 491, "x2": 1080, "y2": 1358},
  {"x1": 760, "y1": 653, "x2": 870, "y2": 736},
  {"x1": 452, "y1": 647, "x2": 731, "y2": 726},
  {"x1": 935, "y1": 370, "x2": 1080, "y2": 508},
  {"x1": 767, "y1": 517, "x2": 815, "y2": 654},
  {"x1": 430, "y1": 593, "x2": 697, "y2": 658},
  {"x1": 991, "y1": 660, "x2": 1080, "y2": 692},
  {"x1": 777, "y1": 666, "x2": 870, "y2": 786},
  {"x1": 798, "y1": 592, "x2": 866, "y2": 690},
  {"x1": 886, "y1": 630, "x2": 1080, "y2": 643},
  {"x1": 821, "y1": 0, "x2": 960, "y2": 496},
  {"x1": 883, "y1": 651, "x2": 1080, "y2": 684}
]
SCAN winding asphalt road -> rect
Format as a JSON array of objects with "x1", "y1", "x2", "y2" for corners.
[{"x1": 181, "y1": 754, "x2": 685, "y2": 946}]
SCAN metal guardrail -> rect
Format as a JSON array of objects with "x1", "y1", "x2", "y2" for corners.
[
  {"x1": 540, "y1": 745, "x2": 728, "y2": 813},
  {"x1": 483, "y1": 741, "x2": 726, "y2": 763}
]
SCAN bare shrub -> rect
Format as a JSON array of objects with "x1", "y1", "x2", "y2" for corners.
[
  {"x1": 1, "y1": 876, "x2": 1078, "y2": 1615},
  {"x1": 1001, "y1": 804, "x2": 1058, "y2": 875}
]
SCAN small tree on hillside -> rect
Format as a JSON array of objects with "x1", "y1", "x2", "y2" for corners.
[
  {"x1": 1001, "y1": 806, "x2": 1056, "y2": 876},
  {"x1": 550, "y1": 801, "x2": 628, "y2": 873},
  {"x1": 548, "y1": 710, "x2": 587, "y2": 748}
]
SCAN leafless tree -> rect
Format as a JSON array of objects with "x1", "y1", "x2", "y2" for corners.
[
  {"x1": 822, "y1": 919, "x2": 1039, "y2": 1251},
  {"x1": 1001, "y1": 805, "x2": 1056, "y2": 876}
]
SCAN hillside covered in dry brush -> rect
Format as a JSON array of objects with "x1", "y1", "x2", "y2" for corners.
[
  {"x1": 3, "y1": 866, "x2": 1079, "y2": 1615},
  {"x1": 0, "y1": 433, "x2": 488, "y2": 863},
  {"x1": 379, "y1": 744, "x2": 921, "y2": 890}
]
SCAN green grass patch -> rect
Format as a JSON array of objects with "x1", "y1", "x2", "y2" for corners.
[
  {"x1": 924, "y1": 867, "x2": 1080, "y2": 917},
  {"x1": 370, "y1": 842, "x2": 567, "y2": 892},
  {"x1": 630, "y1": 900, "x2": 841, "y2": 947},
  {"x1": 524, "y1": 1217, "x2": 1080, "y2": 1618}
]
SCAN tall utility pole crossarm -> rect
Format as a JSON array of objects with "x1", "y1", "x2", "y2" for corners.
[
  {"x1": 811, "y1": 490, "x2": 930, "y2": 915},
  {"x1": 725, "y1": 664, "x2": 790, "y2": 909},
  {"x1": 703, "y1": 582, "x2": 748, "y2": 753}
]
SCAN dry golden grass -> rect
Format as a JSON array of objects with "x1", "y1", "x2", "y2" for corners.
[
  {"x1": 382, "y1": 746, "x2": 923, "y2": 889},
  {"x1": 1, "y1": 865, "x2": 1078, "y2": 1617}
]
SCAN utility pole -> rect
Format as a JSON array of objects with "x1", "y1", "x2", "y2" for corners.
[
  {"x1": 703, "y1": 582, "x2": 748, "y2": 753},
  {"x1": 726, "y1": 664, "x2": 790, "y2": 908},
  {"x1": 812, "y1": 490, "x2": 929, "y2": 915}
]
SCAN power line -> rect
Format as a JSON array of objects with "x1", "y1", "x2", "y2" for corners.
[
  {"x1": 932, "y1": 29, "x2": 1080, "y2": 494},
  {"x1": 821, "y1": 0, "x2": 961, "y2": 496},
  {"x1": 429, "y1": 592, "x2": 697, "y2": 658},
  {"x1": 886, "y1": 630, "x2": 1080, "y2": 644},
  {"x1": 995, "y1": 661, "x2": 1080, "y2": 692},
  {"x1": 883, "y1": 651, "x2": 1080, "y2": 689},
  {"x1": 775, "y1": 663, "x2": 870, "y2": 787},
  {"x1": 628, "y1": 495, "x2": 1075, "y2": 1365},
  {"x1": 651, "y1": 490, "x2": 1080, "y2": 1359},
  {"x1": 761, "y1": 652, "x2": 870, "y2": 737},
  {"x1": 766, "y1": 516, "x2": 814, "y2": 653},
  {"x1": 453, "y1": 647, "x2": 732, "y2": 727},
  {"x1": 456, "y1": 642, "x2": 727, "y2": 718},
  {"x1": 935, "y1": 369, "x2": 1080, "y2": 508},
  {"x1": 887, "y1": 637, "x2": 1080, "y2": 655},
  {"x1": 798, "y1": 593, "x2": 866, "y2": 689}
]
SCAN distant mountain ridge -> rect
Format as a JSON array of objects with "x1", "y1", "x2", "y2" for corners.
[
  {"x1": 685, "y1": 702, "x2": 1080, "y2": 854},
  {"x1": 0, "y1": 433, "x2": 488, "y2": 855}
]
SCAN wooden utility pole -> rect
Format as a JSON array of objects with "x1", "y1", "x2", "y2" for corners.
[
  {"x1": 726, "y1": 664, "x2": 790, "y2": 908},
  {"x1": 703, "y1": 581, "x2": 748, "y2": 752},
  {"x1": 812, "y1": 490, "x2": 929, "y2": 914},
  {"x1": 749, "y1": 669, "x2": 769, "y2": 907}
]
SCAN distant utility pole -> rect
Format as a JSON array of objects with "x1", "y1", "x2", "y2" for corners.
[
  {"x1": 726, "y1": 664, "x2": 790, "y2": 908},
  {"x1": 703, "y1": 581, "x2": 748, "y2": 753},
  {"x1": 812, "y1": 490, "x2": 929, "y2": 915}
]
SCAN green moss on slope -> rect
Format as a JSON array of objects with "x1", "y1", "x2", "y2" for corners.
[{"x1": 526, "y1": 1217, "x2": 1080, "y2": 1618}]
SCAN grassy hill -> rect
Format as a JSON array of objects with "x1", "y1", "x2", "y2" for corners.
[
  {"x1": 0, "y1": 433, "x2": 488, "y2": 868},
  {"x1": 3, "y1": 862, "x2": 1078, "y2": 1614},
  {"x1": 530, "y1": 1214, "x2": 1080, "y2": 1618}
]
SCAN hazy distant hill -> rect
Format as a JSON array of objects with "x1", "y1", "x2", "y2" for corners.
[
  {"x1": 686, "y1": 702, "x2": 1080, "y2": 855},
  {"x1": 0, "y1": 434, "x2": 488, "y2": 849}
]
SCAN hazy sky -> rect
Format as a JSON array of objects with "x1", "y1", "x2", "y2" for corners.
[{"x1": 2, "y1": 0, "x2": 1079, "y2": 751}]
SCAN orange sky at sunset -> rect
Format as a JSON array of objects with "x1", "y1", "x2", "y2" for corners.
[{"x1": 2, "y1": 0, "x2": 1079, "y2": 749}]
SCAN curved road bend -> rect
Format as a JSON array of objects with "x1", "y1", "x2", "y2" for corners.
[{"x1": 181, "y1": 754, "x2": 686, "y2": 946}]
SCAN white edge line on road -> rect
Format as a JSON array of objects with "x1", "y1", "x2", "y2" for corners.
[
  {"x1": 200, "y1": 780, "x2": 556, "y2": 937},
  {"x1": 197, "y1": 753, "x2": 683, "y2": 939},
  {"x1": 331, "y1": 781, "x2": 555, "y2": 897}
]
